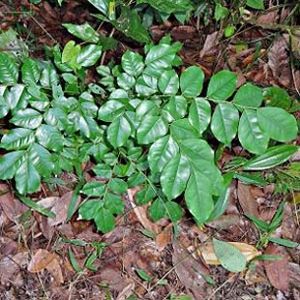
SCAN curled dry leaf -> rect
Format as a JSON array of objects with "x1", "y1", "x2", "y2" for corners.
[
  {"x1": 28, "y1": 249, "x2": 63, "y2": 284},
  {"x1": 201, "y1": 241, "x2": 261, "y2": 265},
  {"x1": 264, "y1": 244, "x2": 289, "y2": 291},
  {"x1": 127, "y1": 188, "x2": 161, "y2": 234}
]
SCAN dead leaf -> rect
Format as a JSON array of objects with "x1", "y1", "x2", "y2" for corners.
[
  {"x1": 172, "y1": 241, "x2": 211, "y2": 299},
  {"x1": 264, "y1": 244, "x2": 289, "y2": 291},
  {"x1": 268, "y1": 36, "x2": 292, "y2": 88},
  {"x1": 0, "y1": 183, "x2": 27, "y2": 222},
  {"x1": 0, "y1": 251, "x2": 28, "y2": 285},
  {"x1": 155, "y1": 223, "x2": 173, "y2": 251},
  {"x1": 199, "y1": 31, "x2": 219, "y2": 59},
  {"x1": 237, "y1": 182, "x2": 260, "y2": 217},
  {"x1": 289, "y1": 262, "x2": 300, "y2": 288},
  {"x1": 28, "y1": 249, "x2": 64, "y2": 284},
  {"x1": 201, "y1": 241, "x2": 261, "y2": 265},
  {"x1": 127, "y1": 188, "x2": 161, "y2": 234}
]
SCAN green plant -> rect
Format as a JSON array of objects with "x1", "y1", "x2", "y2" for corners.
[
  {"x1": 247, "y1": 202, "x2": 299, "y2": 249},
  {"x1": 0, "y1": 36, "x2": 298, "y2": 233}
]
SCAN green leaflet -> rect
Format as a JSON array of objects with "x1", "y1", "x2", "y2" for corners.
[
  {"x1": 21, "y1": 58, "x2": 41, "y2": 85},
  {"x1": 77, "y1": 44, "x2": 102, "y2": 67},
  {"x1": 107, "y1": 115, "x2": 131, "y2": 148},
  {"x1": 63, "y1": 23, "x2": 100, "y2": 43},
  {"x1": 207, "y1": 70, "x2": 237, "y2": 101},
  {"x1": 211, "y1": 103, "x2": 239, "y2": 145},
  {"x1": 180, "y1": 66, "x2": 204, "y2": 97},
  {"x1": 238, "y1": 109, "x2": 269, "y2": 154},
  {"x1": 148, "y1": 135, "x2": 179, "y2": 174},
  {"x1": 121, "y1": 51, "x2": 144, "y2": 77},
  {"x1": 137, "y1": 0, "x2": 193, "y2": 14},
  {"x1": 243, "y1": 145, "x2": 299, "y2": 171},
  {"x1": 160, "y1": 153, "x2": 190, "y2": 200},
  {"x1": 233, "y1": 83, "x2": 263, "y2": 109},
  {"x1": 188, "y1": 98, "x2": 211, "y2": 134},
  {"x1": 257, "y1": 107, "x2": 298, "y2": 142},
  {"x1": 137, "y1": 115, "x2": 168, "y2": 144},
  {"x1": 0, "y1": 52, "x2": 19, "y2": 84},
  {"x1": 246, "y1": 0, "x2": 264, "y2": 9},
  {"x1": 185, "y1": 169, "x2": 214, "y2": 224}
]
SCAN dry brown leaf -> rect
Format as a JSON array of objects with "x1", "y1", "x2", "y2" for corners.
[
  {"x1": 237, "y1": 182, "x2": 260, "y2": 217},
  {"x1": 155, "y1": 223, "x2": 173, "y2": 251},
  {"x1": 172, "y1": 241, "x2": 211, "y2": 299},
  {"x1": 264, "y1": 244, "x2": 289, "y2": 291},
  {"x1": 268, "y1": 36, "x2": 292, "y2": 88},
  {"x1": 289, "y1": 262, "x2": 300, "y2": 288},
  {"x1": 0, "y1": 251, "x2": 28, "y2": 285},
  {"x1": 0, "y1": 183, "x2": 27, "y2": 222},
  {"x1": 199, "y1": 31, "x2": 219, "y2": 59},
  {"x1": 28, "y1": 249, "x2": 57, "y2": 272},
  {"x1": 201, "y1": 241, "x2": 261, "y2": 265},
  {"x1": 127, "y1": 188, "x2": 161, "y2": 234},
  {"x1": 28, "y1": 249, "x2": 63, "y2": 283}
]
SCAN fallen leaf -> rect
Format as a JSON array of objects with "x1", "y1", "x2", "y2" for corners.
[
  {"x1": 201, "y1": 241, "x2": 261, "y2": 265},
  {"x1": 0, "y1": 251, "x2": 28, "y2": 285},
  {"x1": 289, "y1": 262, "x2": 300, "y2": 288},
  {"x1": 268, "y1": 36, "x2": 292, "y2": 88},
  {"x1": 0, "y1": 183, "x2": 27, "y2": 222},
  {"x1": 28, "y1": 249, "x2": 64, "y2": 284},
  {"x1": 127, "y1": 188, "x2": 161, "y2": 234},
  {"x1": 172, "y1": 241, "x2": 211, "y2": 299},
  {"x1": 264, "y1": 244, "x2": 289, "y2": 290},
  {"x1": 155, "y1": 223, "x2": 173, "y2": 251},
  {"x1": 199, "y1": 31, "x2": 219, "y2": 59},
  {"x1": 237, "y1": 182, "x2": 260, "y2": 217}
]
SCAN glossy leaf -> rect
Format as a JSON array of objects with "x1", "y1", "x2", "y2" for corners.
[
  {"x1": 148, "y1": 135, "x2": 179, "y2": 174},
  {"x1": 170, "y1": 118, "x2": 199, "y2": 142},
  {"x1": 0, "y1": 52, "x2": 18, "y2": 84},
  {"x1": 185, "y1": 170, "x2": 214, "y2": 224},
  {"x1": 10, "y1": 108, "x2": 43, "y2": 129},
  {"x1": 163, "y1": 96, "x2": 187, "y2": 122},
  {"x1": 233, "y1": 83, "x2": 263, "y2": 109},
  {"x1": 137, "y1": 115, "x2": 168, "y2": 144},
  {"x1": 207, "y1": 70, "x2": 237, "y2": 101},
  {"x1": 246, "y1": 0, "x2": 264, "y2": 9},
  {"x1": 161, "y1": 153, "x2": 190, "y2": 200},
  {"x1": 21, "y1": 58, "x2": 41, "y2": 85},
  {"x1": 180, "y1": 66, "x2": 204, "y2": 97},
  {"x1": 94, "y1": 207, "x2": 115, "y2": 233},
  {"x1": 36, "y1": 124, "x2": 64, "y2": 152},
  {"x1": 158, "y1": 69, "x2": 179, "y2": 95},
  {"x1": 82, "y1": 181, "x2": 105, "y2": 197},
  {"x1": 1, "y1": 128, "x2": 35, "y2": 150},
  {"x1": 211, "y1": 103, "x2": 239, "y2": 145},
  {"x1": 63, "y1": 23, "x2": 99, "y2": 43},
  {"x1": 0, "y1": 151, "x2": 25, "y2": 180},
  {"x1": 77, "y1": 44, "x2": 102, "y2": 67},
  {"x1": 107, "y1": 115, "x2": 131, "y2": 148},
  {"x1": 243, "y1": 145, "x2": 299, "y2": 171},
  {"x1": 257, "y1": 107, "x2": 298, "y2": 142},
  {"x1": 15, "y1": 153, "x2": 41, "y2": 194},
  {"x1": 98, "y1": 100, "x2": 125, "y2": 122},
  {"x1": 87, "y1": 0, "x2": 108, "y2": 16},
  {"x1": 121, "y1": 50, "x2": 144, "y2": 77},
  {"x1": 137, "y1": 0, "x2": 193, "y2": 14},
  {"x1": 238, "y1": 109, "x2": 269, "y2": 154},
  {"x1": 188, "y1": 98, "x2": 211, "y2": 134}
]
